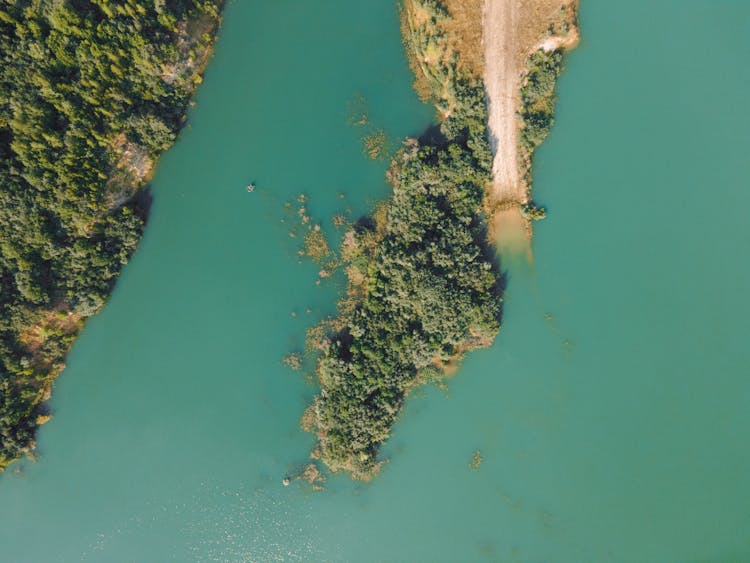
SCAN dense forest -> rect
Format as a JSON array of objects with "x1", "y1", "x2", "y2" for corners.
[
  {"x1": 0, "y1": 0, "x2": 222, "y2": 470},
  {"x1": 302, "y1": 0, "x2": 503, "y2": 479}
]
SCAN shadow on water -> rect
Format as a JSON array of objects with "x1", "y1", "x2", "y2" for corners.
[
  {"x1": 417, "y1": 123, "x2": 448, "y2": 148},
  {"x1": 133, "y1": 186, "x2": 153, "y2": 224},
  {"x1": 479, "y1": 225, "x2": 507, "y2": 328}
]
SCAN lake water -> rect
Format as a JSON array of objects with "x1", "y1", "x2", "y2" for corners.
[{"x1": 1, "y1": 1, "x2": 749, "y2": 561}]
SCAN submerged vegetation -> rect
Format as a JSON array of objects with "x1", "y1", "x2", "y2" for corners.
[
  {"x1": 283, "y1": 353, "x2": 303, "y2": 372},
  {"x1": 347, "y1": 91, "x2": 369, "y2": 127},
  {"x1": 299, "y1": 0, "x2": 502, "y2": 480},
  {"x1": 347, "y1": 93, "x2": 392, "y2": 161},
  {"x1": 469, "y1": 449, "x2": 483, "y2": 469},
  {"x1": 362, "y1": 129, "x2": 389, "y2": 160},
  {"x1": 0, "y1": 0, "x2": 222, "y2": 470}
]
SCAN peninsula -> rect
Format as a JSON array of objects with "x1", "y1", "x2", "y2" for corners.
[
  {"x1": 301, "y1": 0, "x2": 579, "y2": 479},
  {"x1": 485, "y1": 0, "x2": 579, "y2": 256}
]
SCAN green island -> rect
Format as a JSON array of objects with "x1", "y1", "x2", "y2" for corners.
[
  {"x1": 0, "y1": 0, "x2": 222, "y2": 470},
  {"x1": 296, "y1": 0, "x2": 578, "y2": 480},
  {"x1": 299, "y1": 0, "x2": 503, "y2": 480}
]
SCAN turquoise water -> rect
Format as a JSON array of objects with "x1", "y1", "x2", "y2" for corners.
[{"x1": 2, "y1": 1, "x2": 750, "y2": 561}]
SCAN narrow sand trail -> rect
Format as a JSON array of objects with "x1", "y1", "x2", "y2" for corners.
[
  {"x1": 483, "y1": 0, "x2": 522, "y2": 205},
  {"x1": 482, "y1": 0, "x2": 578, "y2": 257}
]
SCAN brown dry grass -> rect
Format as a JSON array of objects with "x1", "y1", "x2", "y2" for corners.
[
  {"x1": 399, "y1": 0, "x2": 434, "y2": 101},
  {"x1": 400, "y1": 0, "x2": 484, "y2": 103},
  {"x1": 443, "y1": 0, "x2": 484, "y2": 76},
  {"x1": 517, "y1": 0, "x2": 579, "y2": 63}
]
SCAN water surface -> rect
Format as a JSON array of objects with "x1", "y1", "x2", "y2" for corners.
[{"x1": 1, "y1": 1, "x2": 749, "y2": 561}]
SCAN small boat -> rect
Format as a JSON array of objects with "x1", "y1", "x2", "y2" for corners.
[{"x1": 246, "y1": 183, "x2": 255, "y2": 193}]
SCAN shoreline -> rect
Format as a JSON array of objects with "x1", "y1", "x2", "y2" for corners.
[{"x1": 0, "y1": 3, "x2": 224, "y2": 473}]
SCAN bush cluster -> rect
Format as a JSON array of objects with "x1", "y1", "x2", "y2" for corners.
[{"x1": 519, "y1": 49, "x2": 564, "y2": 153}]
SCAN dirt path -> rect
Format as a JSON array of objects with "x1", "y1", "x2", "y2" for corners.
[
  {"x1": 483, "y1": 0, "x2": 578, "y2": 256},
  {"x1": 483, "y1": 0, "x2": 522, "y2": 205}
]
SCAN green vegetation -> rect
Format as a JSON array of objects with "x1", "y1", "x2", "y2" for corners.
[
  {"x1": 520, "y1": 202, "x2": 547, "y2": 221},
  {"x1": 519, "y1": 48, "x2": 564, "y2": 180},
  {"x1": 302, "y1": 0, "x2": 502, "y2": 480},
  {"x1": 400, "y1": 0, "x2": 477, "y2": 115},
  {"x1": 0, "y1": 0, "x2": 222, "y2": 470}
]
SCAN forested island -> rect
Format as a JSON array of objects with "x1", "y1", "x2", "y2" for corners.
[
  {"x1": 0, "y1": 0, "x2": 222, "y2": 470},
  {"x1": 299, "y1": 0, "x2": 502, "y2": 480},
  {"x1": 299, "y1": 0, "x2": 578, "y2": 480}
]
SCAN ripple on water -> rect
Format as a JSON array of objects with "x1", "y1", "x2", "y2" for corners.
[{"x1": 80, "y1": 482, "x2": 327, "y2": 561}]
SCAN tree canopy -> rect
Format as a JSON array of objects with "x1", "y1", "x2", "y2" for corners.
[{"x1": 0, "y1": 0, "x2": 222, "y2": 469}]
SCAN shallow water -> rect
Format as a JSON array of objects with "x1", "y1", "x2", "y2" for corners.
[{"x1": 1, "y1": 1, "x2": 749, "y2": 561}]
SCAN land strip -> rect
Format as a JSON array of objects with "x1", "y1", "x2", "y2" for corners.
[{"x1": 483, "y1": 0, "x2": 579, "y2": 254}]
